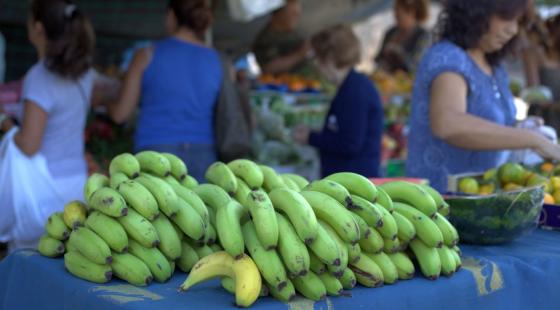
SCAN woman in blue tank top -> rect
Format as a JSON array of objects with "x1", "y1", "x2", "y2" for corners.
[
  {"x1": 108, "y1": 0, "x2": 222, "y2": 182},
  {"x1": 406, "y1": 0, "x2": 560, "y2": 191}
]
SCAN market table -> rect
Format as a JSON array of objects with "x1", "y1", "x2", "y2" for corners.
[{"x1": 1, "y1": 229, "x2": 558, "y2": 310}]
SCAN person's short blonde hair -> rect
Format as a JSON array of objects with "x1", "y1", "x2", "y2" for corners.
[{"x1": 311, "y1": 24, "x2": 361, "y2": 69}]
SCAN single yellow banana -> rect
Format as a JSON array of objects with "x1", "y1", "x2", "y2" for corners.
[
  {"x1": 63, "y1": 201, "x2": 88, "y2": 229},
  {"x1": 179, "y1": 251, "x2": 262, "y2": 308}
]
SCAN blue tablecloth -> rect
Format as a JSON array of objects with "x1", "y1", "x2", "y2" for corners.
[{"x1": 1, "y1": 229, "x2": 559, "y2": 310}]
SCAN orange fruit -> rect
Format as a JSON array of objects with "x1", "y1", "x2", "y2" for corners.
[
  {"x1": 479, "y1": 184, "x2": 495, "y2": 195},
  {"x1": 541, "y1": 162, "x2": 554, "y2": 174},
  {"x1": 553, "y1": 191, "x2": 560, "y2": 205},
  {"x1": 498, "y1": 163, "x2": 525, "y2": 185},
  {"x1": 544, "y1": 193, "x2": 555, "y2": 204}
]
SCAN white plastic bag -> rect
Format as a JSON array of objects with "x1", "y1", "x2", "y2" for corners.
[
  {"x1": 227, "y1": 0, "x2": 284, "y2": 22},
  {"x1": 0, "y1": 127, "x2": 65, "y2": 247}
]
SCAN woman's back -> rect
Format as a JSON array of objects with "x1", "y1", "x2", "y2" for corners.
[
  {"x1": 406, "y1": 41, "x2": 516, "y2": 191},
  {"x1": 135, "y1": 38, "x2": 222, "y2": 151},
  {"x1": 21, "y1": 62, "x2": 94, "y2": 178}
]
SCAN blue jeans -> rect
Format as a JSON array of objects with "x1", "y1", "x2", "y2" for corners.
[{"x1": 136, "y1": 143, "x2": 217, "y2": 183}]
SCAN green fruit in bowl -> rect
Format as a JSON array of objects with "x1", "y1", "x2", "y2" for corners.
[
  {"x1": 458, "y1": 177, "x2": 479, "y2": 195},
  {"x1": 498, "y1": 163, "x2": 525, "y2": 185}
]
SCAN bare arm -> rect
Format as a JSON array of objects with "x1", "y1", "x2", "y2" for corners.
[
  {"x1": 14, "y1": 101, "x2": 48, "y2": 156},
  {"x1": 429, "y1": 72, "x2": 560, "y2": 160},
  {"x1": 107, "y1": 47, "x2": 152, "y2": 124},
  {"x1": 91, "y1": 73, "x2": 121, "y2": 107},
  {"x1": 261, "y1": 42, "x2": 309, "y2": 75}
]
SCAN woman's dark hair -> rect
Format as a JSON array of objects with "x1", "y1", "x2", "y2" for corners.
[
  {"x1": 312, "y1": 24, "x2": 361, "y2": 69},
  {"x1": 436, "y1": 0, "x2": 528, "y2": 65},
  {"x1": 396, "y1": 0, "x2": 430, "y2": 23},
  {"x1": 545, "y1": 14, "x2": 560, "y2": 56},
  {"x1": 168, "y1": 0, "x2": 212, "y2": 38},
  {"x1": 31, "y1": 0, "x2": 95, "y2": 79}
]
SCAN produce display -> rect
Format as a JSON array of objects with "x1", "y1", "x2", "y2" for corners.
[{"x1": 37, "y1": 151, "x2": 463, "y2": 307}]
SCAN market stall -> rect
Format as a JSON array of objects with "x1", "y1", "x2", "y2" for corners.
[{"x1": 1, "y1": 229, "x2": 558, "y2": 309}]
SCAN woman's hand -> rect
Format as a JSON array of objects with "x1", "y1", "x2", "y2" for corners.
[
  {"x1": 533, "y1": 138, "x2": 560, "y2": 161},
  {"x1": 292, "y1": 124, "x2": 310, "y2": 145}
]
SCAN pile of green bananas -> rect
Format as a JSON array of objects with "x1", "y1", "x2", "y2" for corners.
[{"x1": 37, "y1": 151, "x2": 463, "y2": 307}]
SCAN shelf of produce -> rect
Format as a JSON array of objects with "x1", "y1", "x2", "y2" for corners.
[{"x1": 2, "y1": 228, "x2": 559, "y2": 309}]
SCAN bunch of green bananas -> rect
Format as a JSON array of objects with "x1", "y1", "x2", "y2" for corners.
[{"x1": 38, "y1": 152, "x2": 464, "y2": 307}]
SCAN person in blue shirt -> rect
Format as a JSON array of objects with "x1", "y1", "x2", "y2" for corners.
[
  {"x1": 107, "y1": 0, "x2": 222, "y2": 182},
  {"x1": 406, "y1": 0, "x2": 560, "y2": 191},
  {"x1": 293, "y1": 24, "x2": 383, "y2": 178}
]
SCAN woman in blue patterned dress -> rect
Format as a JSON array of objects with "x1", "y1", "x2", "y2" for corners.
[{"x1": 406, "y1": 0, "x2": 560, "y2": 191}]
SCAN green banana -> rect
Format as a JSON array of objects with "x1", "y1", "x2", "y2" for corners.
[
  {"x1": 118, "y1": 208, "x2": 160, "y2": 248},
  {"x1": 418, "y1": 184, "x2": 449, "y2": 213},
  {"x1": 318, "y1": 272, "x2": 344, "y2": 296},
  {"x1": 305, "y1": 179, "x2": 353, "y2": 207},
  {"x1": 432, "y1": 213, "x2": 459, "y2": 247},
  {"x1": 383, "y1": 237, "x2": 401, "y2": 254},
  {"x1": 437, "y1": 246, "x2": 457, "y2": 277},
  {"x1": 88, "y1": 187, "x2": 128, "y2": 217},
  {"x1": 38, "y1": 235, "x2": 65, "y2": 257},
  {"x1": 242, "y1": 221, "x2": 289, "y2": 292},
  {"x1": 350, "y1": 194, "x2": 383, "y2": 228},
  {"x1": 65, "y1": 237, "x2": 79, "y2": 253},
  {"x1": 209, "y1": 243, "x2": 223, "y2": 252},
  {"x1": 135, "y1": 151, "x2": 171, "y2": 177},
  {"x1": 268, "y1": 188, "x2": 318, "y2": 244},
  {"x1": 394, "y1": 202, "x2": 443, "y2": 248},
  {"x1": 349, "y1": 253, "x2": 384, "y2": 287},
  {"x1": 135, "y1": 174, "x2": 180, "y2": 217},
  {"x1": 152, "y1": 215, "x2": 182, "y2": 260},
  {"x1": 291, "y1": 272, "x2": 327, "y2": 301},
  {"x1": 127, "y1": 239, "x2": 172, "y2": 283},
  {"x1": 307, "y1": 222, "x2": 342, "y2": 267},
  {"x1": 350, "y1": 212, "x2": 370, "y2": 239},
  {"x1": 392, "y1": 211, "x2": 416, "y2": 243},
  {"x1": 204, "y1": 223, "x2": 217, "y2": 245},
  {"x1": 376, "y1": 187, "x2": 394, "y2": 213},
  {"x1": 193, "y1": 184, "x2": 231, "y2": 211},
  {"x1": 439, "y1": 203, "x2": 450, "y2": 217},
  {"x1": 409, "y1": 239, "x2": 441, "y2": 280},
  {"x1": 366, "y1": 252, "x2": 398, "y2": 284},
  {"x1": 374, "y1": 203, "x2": 398, "y2": 240},
  {"x1": 282, "y1": 174, "x2": 309, "y2": 190},
  {"x1": 64, "y1": 251, "x2": 112, "y2": 283},
  {"x1": 227, "y1": 159, "x2": 264, "y2": 189},
  {"x1": 45, "y1": 212, "x2": 70, "y2": 240},
  {"x1": 110, "y1": 172, "x2": 130, "y2": 190},
  {"x1": 177, "y1": 241, "x2": 199, "y2": 273},
  {"x1": 267, "y1": 279, "x2": 296, "y2": 302},
  {"x1": 388, "y1": 252, "x2": 415, "y2": 280},
  {"x1": 276, "y1": 212, "x2": 310, "y2": 277},
  {"x1": 339, "y1": 268, "x2": 357, "y2": 289},
  {"x1": 319, "y1": 220, "x2": 348, "y2": 277},
  {"x1": 85, "y1": 211, "x2": 128, "y2": 253},
  {"x1": 281, "y1": 176, "x2": 300, "y2": 191},
  {"x1": 68, "y1": 227, "x2": 112, "y2": 264},
  {"x1": 172, "y1": 198, "x2": 206, "y2": 242},
  {"x1": 172, "y1": 221, "x2": 184, "y2": 240},
  {"x1": 205, "y1": 161, "x2": 238, "y2": 195},
  {"x1": 325, "y1": 172, "x2": 378, "y2": 203},
  {"x1": 245, "y1": 189, "x2": 278, "y2": 250},
  {"x1": 169, "y1": 260, "x2": 176, "y2": 275},
  {"x1": 189, "y1": 241, "x2": 214, "y2": 258},
  {"x1": 84, "y1": 173, "x2": 109, "y2": 204},
  {"x1": 347, "y1": 242, "x2": 362, "y2": 264},
  {"x1": 207, "y1": 205, "x2": 217, "y2": 227},
  {"x1": 309, "y1": 251, "x2": 327, "y2": 274},
  {"x1": 233, "y1": 177, "x2": 252, "y2": 206},
  {"x1": 380, "y1": 181, "x2": 437, "y2": 217},
  {"x1": 181, "y1": 174, "x2": 199, "y2": 189},
  {"x1": 111, "y1": 252, "x2": 153, "y2": 286},
  {"x1": 449, "y1": 246, "x2": 462, "y2": 271},
  {"x1": 452, "y1": 245, "x2": 462, "y2": 257},
  {"x1": 359, "y1": 226, "x2": 384, "y2": 254},
  {"x1": 216, "y1": 200, "x2": 247, "y2": 259},
  {"x1": 117, "y1": 180, "x2": 159, "y2": 220},
  {"x1": 259, "y1": 165, "x2": 286, "y2": 192},
  {"x1": 165, "y1": 176, "x2": 209, "y2": 226},
  {"x1": 161, "y1": 152, "x2": 188, "y2": 181},
  {"x1": 109, "y1": 153, "x2": 140, "y2": 178},
  {"x1": 300, "y1": 191, "x2": 360, "y2": 244}
]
